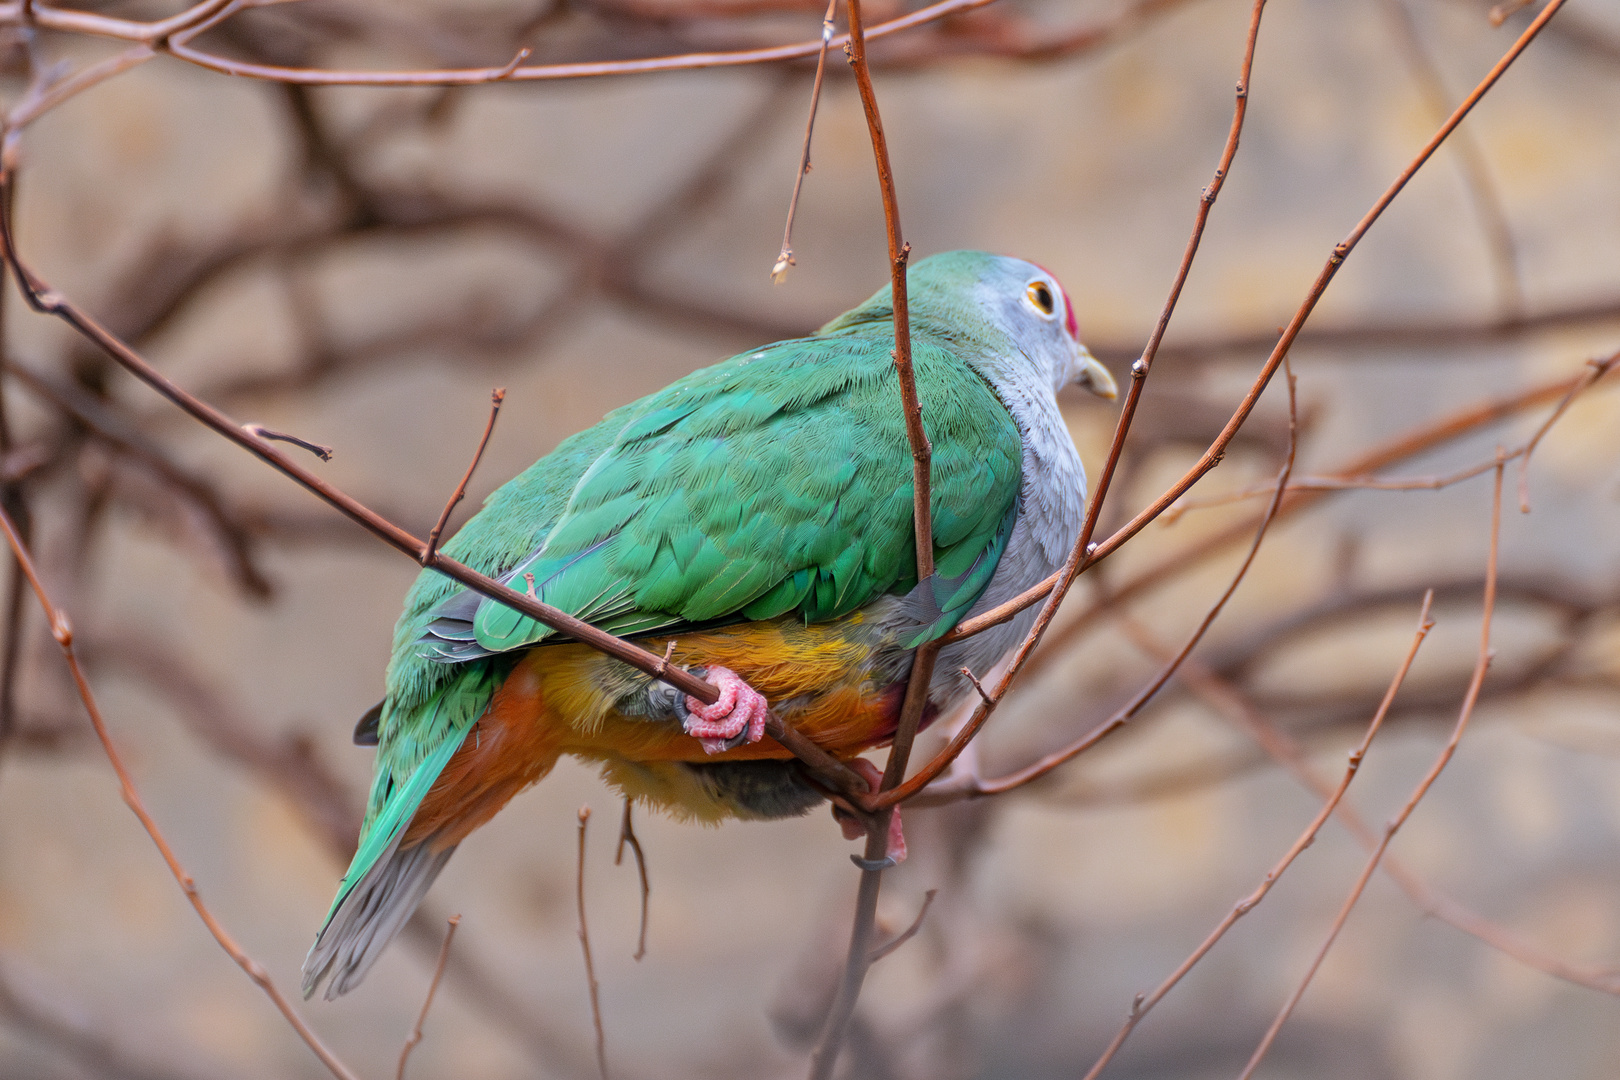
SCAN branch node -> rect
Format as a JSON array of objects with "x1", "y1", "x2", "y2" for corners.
[
  {"x1": 423, "y1": 387, "x2": 504, "y2": 566},
  {"x1": 960, "y1": 666, "x2": 994, "y2": 706},
  {"x1": 243, "y1": 424, "x2": 333, "y2": 462},
  {"x1": 494, "y1": 47, "x2": 532, "y2": 80}
]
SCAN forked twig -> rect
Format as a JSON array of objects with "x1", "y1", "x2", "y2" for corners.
[
  {"x1": 577, "y1": 806, "x2": 610, "y2": 1080},
  {"x1": 1235, "y1": 456, "x2": 1507, "y2": 1079},
  {"x1": 868, "y1": 889, "x2": 937, "y2": 964},
  {"x1": 956, "y1": 353, "x2": 1609, "y2": 807},
  {"x1": 808, "y1": 0, "x2": 932, "y2": 1068},
  {"x1": 424, "y1": 387, "x2": 505, "y2": 565},
  {"x1": 1, "y1": 44, "x2": 157, "y2": 164},
  {"x1": 1018, "y1": 349, "x2": 1618, "y2": 685},
  {"x1": 880, "y1": 0, "x2": 1569, "y2": 809},
  {"x1": 160, "y1": 0, "x2": 1002, "y2": 85},
  {"x1": 1516, "y1": 354, "x2": 1612, "y2": 512},
  {"x1": 0, "y1": 504, "x2": 361, "y2": 1080},
  {"x1": 772, "y1": 0, "x2": 839, "y2": 282},
  {"x1": 1159, "y1": 350, "x2": 1617, "y2": 521},
  {"x1": 1165, "y1": 626, "x2": 1620, "y2": 999},
  {"x1": 0, "y1": 177, "x2": 872, "y2": 804},
  {"x1": 872, "y1": 0, "x2": 1272, "y2": 810},
  {"x1": 1079, "y1": 593, "x2": 1435, "y2": 1080},
  {"x1": 615, "y1": 798, "x2": 652, "y2": 962},
  {"x1": 930, "y1": 0, "x2": 1570, "y2": 656},
  {"x1": 398, "y1": 914, "x2": 462, "y2": 1080}
]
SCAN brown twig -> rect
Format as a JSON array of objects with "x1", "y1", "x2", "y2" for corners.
[
  {"x1": 1162, "y1": 351, "x2": 1615, "y2": 520},
  {"x1": 1235, "y1": 455, "x2": 1506, "y2": 1079},
  {"x1": 1515, "y1": 354, "x2": 1611, "y2": 512},
  {"x1": 1, "y1": 44, "x2": 157, "y2": 165},
  {"x1": 868, "y1": 889, "x2": 937, "y2": 964},
  {"x1": 424, "y1": 387, "x2": 505, "y2": 565},
  {"x1": 933, "y1": 0, "x2": 1570, "y2": 657},
  {"x1": 873, "y1": 0, "x2": 1272, "y2": 811},
  {"x1": 397, "y1": 914, "x2": 462, "y2": 1080},
  {"x1": 1071, "y1": 0, "x2": 1566, "y2": 570},
  {"x1": 0, "y1": 504, "x2": 362, "y2": 1080},
  {"x1": 1172, "y1": 616, "x2": 1620, "y2": 999},
  {"x1": 15, "y1": 0, "x2": 236, "y2": 43},
  {"x1": 5, "y1": 360, "x2": 273, "y2": 598},
  {"x1": 771, "y1": 0, "x2": 838, "y2": 283},
  {"x1": 1016, "y1": 347, "x2": 1619, "y2": 685},
  {"x1": 577, "y1": 806, "x2": 610, "y2": 1080},
  {"x1": 1376, "y1": 0, "x2": 1523, "y2": 316},
  {"x1": 0, "y1": 174, "x2": 874, "y2": 803},
  {"x1": 159, "y1": 0, "x2": 1002, "y2": 85},
  {"x1": 1079, "y1": 592, "x2": 1436, "y2": 1080},
  {"x1": 615, "y1": 798, "x2": 652, "y2": 962},
  {"x1": 808, "y1": 0, "x2": 928, "y2": 1064},
  {"x1": 919, "y1": 350, "x2": 1299, "y2": 806}
]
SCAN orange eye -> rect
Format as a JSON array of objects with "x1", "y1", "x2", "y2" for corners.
[{"x1": 1026, "y1": 281, "x2": 1055, "y2": 316}]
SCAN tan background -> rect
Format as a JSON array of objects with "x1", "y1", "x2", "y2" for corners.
[{"x1": 1, "y1": 0, "x2": 1619, "y2": 1077}]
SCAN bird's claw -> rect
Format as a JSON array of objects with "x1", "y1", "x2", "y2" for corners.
[
  {"x1": 683, "y1": 666, "x2": 769, "y2": 755},
  {"x1": 832, "y1": 758, "x2": 907, "y2": 865},
  {"x1": 850, "y1": 854, "x2": 898, "y2": 872}
]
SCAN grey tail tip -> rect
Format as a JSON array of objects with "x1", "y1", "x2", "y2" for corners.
[{"x1": 301, "y1": 840, "x2": 457, "y2": 1001}]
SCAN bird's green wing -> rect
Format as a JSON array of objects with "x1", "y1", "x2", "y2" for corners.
[
  {"x1": 335, "y1": 325, "x2": 1022, "y2": 923},
  {"x1": 430, "y1": 329, "x2": 1023, "y2": 661}
]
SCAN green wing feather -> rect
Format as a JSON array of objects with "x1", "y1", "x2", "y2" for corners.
[
  {"x1": 462, "y1": 331, "x2": 1022, "y2": 652},
  {"x1": 328, "y1": 314, "x2": 1023, "y2": 934}
]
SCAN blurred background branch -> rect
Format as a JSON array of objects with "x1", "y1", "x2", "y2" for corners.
[{"x1": 0, "y1": 0, "x2": 1616, "y2": 1078}]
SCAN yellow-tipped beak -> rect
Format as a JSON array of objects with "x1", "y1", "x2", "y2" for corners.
[{"x1": 1073, "y1": 347, "x2": 1118, "y2": 400}]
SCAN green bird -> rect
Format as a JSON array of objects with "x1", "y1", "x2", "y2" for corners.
[{"x1": 303, "y1": 250, "x2": 1117, "y2": 999}]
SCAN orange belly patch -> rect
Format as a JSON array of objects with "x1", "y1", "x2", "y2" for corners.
[
  {"x1": 403, "y1": 662, "x2": 564, "y2": 849},
  {"x1": 404, "y1": 612, "x2": 905, "y2": 840}
]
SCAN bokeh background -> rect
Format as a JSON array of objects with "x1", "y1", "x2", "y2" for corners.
[{"x1": 1, "y1": 0, "x2": 1618, "y2": 1077}]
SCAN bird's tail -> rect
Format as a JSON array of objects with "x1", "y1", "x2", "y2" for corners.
[
  {"x1": 301, "y1": 836, "x2": 456, "y2": 1000},
  {"x1": 302, "y1": 668, "x2": 498, "y2": 1000}
]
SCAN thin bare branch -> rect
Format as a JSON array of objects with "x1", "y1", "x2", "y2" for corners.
[
  {"x1": 808, "y1": 0, "x2": 928, "y2": 1061},
  {"x1": 1079, "y1": 593, "x2": 1435, "y2": 1080},
  {"x1": 0, "y1": 177, "x2": 872, "y2": 802},
  {"x1": 772, "y1": 0, "x2": 838, "y2": 283},
  {"x1": 1235, "y1": 456, "x2": 1506, "y2": 1079},
  {"x1": 935, "y1": 0, "x2": 1571, "y2": 654},
  {"x1": 424, "y1": 387, "x2": 504, "y2": 565},
  {"x1": 868, "y1": 889, "x2": 937, "y2": 964},
  {"x1": 615, "y1": 798, "x2": 651, "y2": 962},
  {"x1": 398, "y1": 914, "x2": 462, "y2": 1080},
  {"x1": 1, "y1": 44, "x2": 157, "y2": 165},
  {"x1": 160, "y1": 0, "x2": 1001, "y2": 85},
  {"x1": 0, "y1": 504, "x2": 362, "y2": 1080},
  {"x1": 875, "y1": 0, "x2": 1272, "y2": 810},
  {"x1": 577, "y1": 806, "x2": 610, "y2": 1080}
]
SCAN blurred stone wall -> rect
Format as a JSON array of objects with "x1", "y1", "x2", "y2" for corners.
[{"x1": 0, "y1": 0, "x2": 1618, "y2": 1078}]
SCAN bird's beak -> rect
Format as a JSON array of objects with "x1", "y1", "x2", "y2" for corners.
[{"x1": 1072, "y1": 346, "x2": 1118, "y2": 400}]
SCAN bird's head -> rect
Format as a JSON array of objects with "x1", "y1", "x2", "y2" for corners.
[{"x1": 897, "y1": 251, "x2": 1118, "y2": 402}]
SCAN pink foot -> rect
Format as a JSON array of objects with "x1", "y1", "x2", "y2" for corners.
[
  {"x1": 683, "y1": 666, "x2": 769, "y2": 755},
  {"x1": 833, "y1": 759, "x2": 906, "y2": 866}
]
